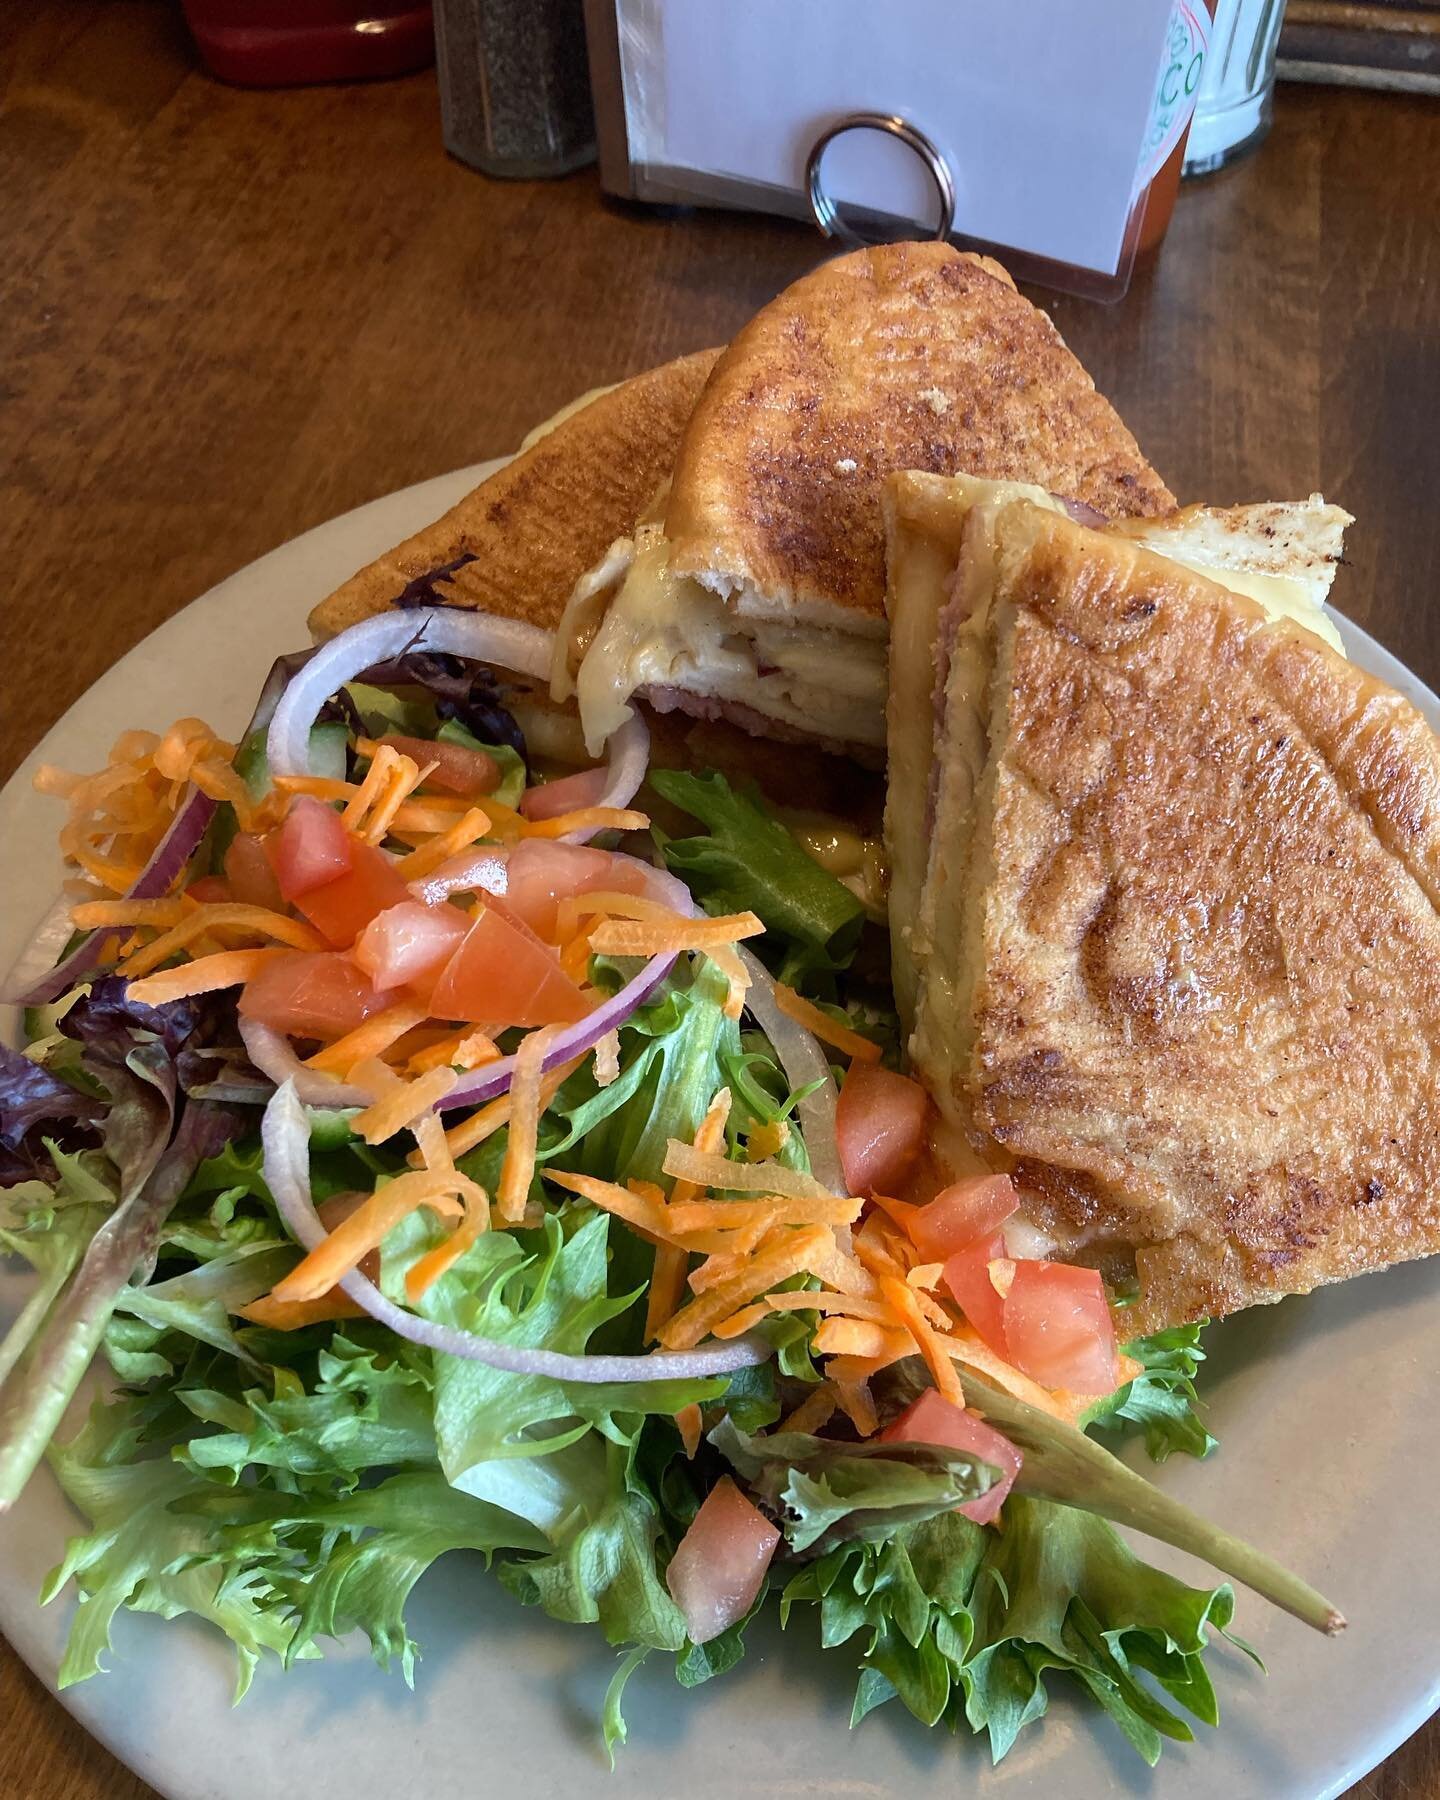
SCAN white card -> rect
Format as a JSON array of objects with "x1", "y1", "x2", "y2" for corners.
[{"x1": 613, "y1": 0, "x2": 1176, "y2": 278}]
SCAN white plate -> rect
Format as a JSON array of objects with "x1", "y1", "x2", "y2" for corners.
[{"x1": 3, "y1": 465, "x2": 1439, "y2": 1800}]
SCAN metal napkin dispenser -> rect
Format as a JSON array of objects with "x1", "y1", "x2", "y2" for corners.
[{"x1": 584, "y1": 0, "x2": 1196, "y2": 299}]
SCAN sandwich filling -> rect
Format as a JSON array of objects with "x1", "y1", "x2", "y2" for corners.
[{"x1": 564, "y1": 524, "x2": 887, "y2": 758}]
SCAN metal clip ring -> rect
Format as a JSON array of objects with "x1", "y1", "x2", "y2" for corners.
[{"x1": 806, "y1": 111, "x2": 956, "y2": 247}]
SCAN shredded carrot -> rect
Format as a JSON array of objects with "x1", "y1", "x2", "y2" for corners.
[
  {"x1": 643, "y1": 1087, "x2": 733, "y2": 1344},
  {"x1": 879, "y1": 1273, "x2": 964, "y2": 1406},
  {"x1": 762, "y1": 1288, "x2": 891, "y2": 1322},
  {"x1": 367, "y1": 757, "x2": 438, "y2": 847},
  {"x1": 706, "y1": 942, "x2": 750, "y2": 1020},
  {"x1": 238, "y1": 1292, "x2": 369, "y2": 1330},
  {"x1": 124, "y1": 947, "x2": 287, "y2": 1007},
  {"x1": 827, "y1": 1349, "x2": 908, "y2": 1387},
  {"x1": 394, "y1": 808, "x2": 492, "y2": 879},
  {"x1": 773, "y1": 982, "x2": 882, "y2": 1063},
  {"x1": 645, "y1": 1244, "x2": 690, "y2": 1344},
  {"x1": 852, "y1": 1229, "x2": 910, "y2": 1284},
  {"x1": 675, "y1": 1403, "x2": 703, "y2": 1459},
  {"x1": 273, "y1": 774, "x2": 353, "y2": 802},
  {"x1": 665, "y1": 1088, "x2": 732, "y2": 1207},
  {"x1": 406, "y1": 1026, "x2": 501, "y2": 1076},
  {"x1": 553, "y1": 890, "x2": 674, "y2": 938},
  {"x1": 666, "y1": 1195, "x2": 858, "y2": 1233},
  {"x1": 589, "y1": 911, "x2": 764, "y2": 957},
  {"x1": 405, "y1": 1184, "x2": 491, "y2": 1301},
  {"x1": 814, "y1": 1316, "x2": 915, "y2": 1361},
  {"x1": 272, "y1": 1170, "x2": 470, "y2": 1303},
  {"x1": 710, "y1": 1301, "x2": 773, "y2": 1340},
  {"x1": 496, "y1": 1027, "x2": 553, "y2": 1223},
  {"x1": 805, "y1": 1236, "x2": 881, "y2": 1300},
  {"x1": 190, "y1": 758, "x2": 264, "y2": 828},
  {"x1": 340, "y1": 744, "x2": 406, "y2": 836},
  {"x1": 522, "y1": 806, "x2": 649, "y2": 840},
  {"x1": 907, "y1": 1261, "x2": 946, "y2": 1290},
  {"x1": 867, "y1": 1193, "x2": 922, "y2": 1234},
  {"x1": 661, "y1": 1141, "x2": 833, "y2": 1201},
  {"x1": 115, "y1": 904, "x2": 323, "y2": 980},
  {"x1": 832, "y1": 1379, "x2": 879, "y2": 1438},
  {"x1": 778, "y1": 1385, "x2": 838, "y2": 1436},
  {"x1": 545, "y1": 1168, "x2": 672, "y2": 1237},
  {"x1": 304, "y1": 1001, "x2": 429, "y2": 1075},
  {"x1": 69, "y1": 897, "x2": 191, "y2": 930},
  {"x1": 669, "y1": 1218, "x2": 774, "y2": 1257},
  {"x1": 657, "y1": 1227, "x2": 833, "y2": 1351},
  {"x1": 351, "y1": 1066, "x2": 459, "y2": 1145}
]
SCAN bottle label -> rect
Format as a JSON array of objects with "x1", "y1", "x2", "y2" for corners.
[{"x1": 1134, "y1": 1, "x2": 1209, "y2": 193}]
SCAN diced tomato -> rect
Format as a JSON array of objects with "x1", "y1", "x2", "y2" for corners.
[
  {"x1": 835, "y1": 1066, "x2": 929, "y2": 1197},
  {"x1": 665, "y1": 1475, "x2": 780, "y2": 1644},
  {"x1": 879, "y1": 1390, "x2": 1022, "y2": 1527},
  {"x1": 291, "y1": 842, "x2": 411, "y2": 948},
  {"x1": 265, "y1": 796, "x2": 354, "y2": 901},
  {"x1": 186, "y1": 874, "x2": 231, "y2": 904},
  {"x1": 1002, "y1": 1261, "x2": 1118, "y2": 1395},
  {"x1": 501, "y1": 838, "x2": 650, "y2": 943},
  {"x1": 376, "y1": 734, "x2": 502, "y2": 799},
  {"x1": 353, "y1": 899, "x2": 468, "y2": 993},
  {"x1": 428, "y1": 896, "x2": 590, "y2": 1027},
  {"x1": 909, "y1": 1174, "x2": 1018, "y2": 1262},
  {"x1": 518, "y1": 766, "x2": 609, "y2": 823},
  {"x1": 238, "y1": 951, "x2": 384, "y2": 1039},
  {"x1": 942, "y1": 1233, "x2": 1010, "y2": 1359},
  {"x1": 224, "y1": 831, "x2": 286, "y2": 911}
]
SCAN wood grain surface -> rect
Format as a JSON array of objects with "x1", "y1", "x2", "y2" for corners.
[{"x1": 2, "y1": 4, "x2": 1439, "y2": 1797}]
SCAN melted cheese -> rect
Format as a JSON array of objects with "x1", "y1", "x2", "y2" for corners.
[{"x1": 575, "y1": 530, "x2": 886, "y2": 755}]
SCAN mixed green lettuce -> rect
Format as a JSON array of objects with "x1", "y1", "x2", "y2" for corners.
[{"x1": 2, "y1": 747, "x2": 1262, "y2": 1778}]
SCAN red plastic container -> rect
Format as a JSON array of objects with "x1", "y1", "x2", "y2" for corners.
[{"x1": 181, "y1": 1, "x2": 435, "y2": 87}]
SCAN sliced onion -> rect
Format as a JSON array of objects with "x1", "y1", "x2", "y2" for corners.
[
  {"x1": 239, "y1": 1016, "x2": 373, "y2": 1109},
  {"x1": 267, "y1": 607, "x2": 552, "y2": 778},
  {"x1": 736, "y1": 945, "x2": 844, "y2": 1195},
  {"x1": 7, "y1": 649, "x2": 310, "y2": 1010},
  {"x1": 442, "y1": 951, "x2": 679, "y2": 1110},
  {"x1": 262, "y1": 1081, "x2": 771, "y2": 1382},
  {"x1": 267, "y1": 605, "x2": 649, "y2": 845}
]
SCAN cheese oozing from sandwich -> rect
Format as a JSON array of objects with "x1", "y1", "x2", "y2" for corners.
[{"x1": 570, "y1": 524, "x2": 887, "y2": 758}]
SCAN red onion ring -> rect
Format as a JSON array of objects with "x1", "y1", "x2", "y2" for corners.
[
  {"x1": 267, "y1": 606, "x2": 650, "y2": 842},
  {"x1": 261, "y1": 1081, "x2": 772, "y2": 1381}
]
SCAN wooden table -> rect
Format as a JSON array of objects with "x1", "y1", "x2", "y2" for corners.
[{"x1": 2, "y1": 5, "x2": 1438, "y2": 1796}]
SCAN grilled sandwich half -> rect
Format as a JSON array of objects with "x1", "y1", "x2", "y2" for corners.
[
  {"x1": 563, "y1": 242, "x2": 1174, "y2": 759},
  {"x1": 881, "y1": 476, "x2": 1440, "y2": 1335}
]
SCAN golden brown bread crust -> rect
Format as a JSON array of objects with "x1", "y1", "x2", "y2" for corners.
[
  {"x1": 963, "y1": 507, "x2": 1440, "y2": 1331},
  {"x1": 665, "y1": 244, "x2": 1173, "y2": 629},
  {"x1": 307, "y1": 349, "x2": 721, "y2": 640}
]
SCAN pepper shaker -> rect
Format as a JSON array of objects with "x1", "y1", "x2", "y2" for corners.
[{"x1": 434, "y1": 0, "x2": 596, "y2": 178}]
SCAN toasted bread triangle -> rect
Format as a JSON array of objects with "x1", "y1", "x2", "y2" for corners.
[
  {"x1": 307, "y1": 348, "x2": 721, "y2": 640},
  {"x1": 665, "y1": 243, "x2": 1174, "y2": 632},
  {"x1": 923, "y1": 503, "x2": 1440, "y2": 1330}
]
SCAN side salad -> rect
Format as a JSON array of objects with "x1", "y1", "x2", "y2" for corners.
[{"x1": 0, "y1": 601, "x2": 1339, "y2": 1769}]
